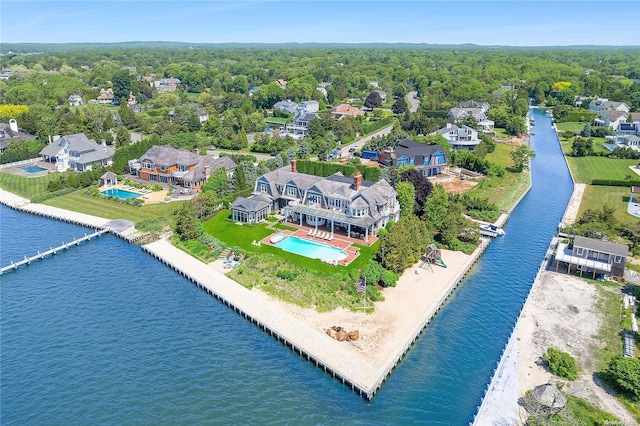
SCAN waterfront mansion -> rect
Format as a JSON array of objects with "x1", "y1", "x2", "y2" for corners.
[
  {"x1": 231, "y1": 159, "x2": 400, "y2": 242},
  {"x1": 128, "y1": 144, "x2": 236, "y2": 191}
]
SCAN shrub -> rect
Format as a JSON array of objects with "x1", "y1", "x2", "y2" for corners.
[
  {"x1": 607, "y1": 356, "x2": 640, "y2": 399},
  {"x1": 543, "y1": 348, "x2": 578, "y2": 380}
]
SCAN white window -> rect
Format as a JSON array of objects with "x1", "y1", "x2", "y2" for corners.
[
  {"x1": 615, "y1": 256, "x2": 622, "y2": 263},
  {"x1": 576, "y1": 247, "x2": 584, "y2": 256},
  {"x1": 260, "y1": 184, "x2": 268, "y2": 193},
  {"x1": 287, "y1": 186, "x2": 297, "y2": 197},
  {"x1": 143, "y1": 161, "x2": 154, "y2": 170},
  {"x1": 178, "y1": 164, "x2": 188, "y2": 172}
]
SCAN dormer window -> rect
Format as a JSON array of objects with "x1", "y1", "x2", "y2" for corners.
[
  {"x1": 142, "y1": 160, "x2": 154, "y2": 170},
  {"x1": 260, "y1": 183, "x2": 268, "y2": 193},
  {"x1": 287, "y1": 186, "x2": 297, "y2": 197},
  {"x1": 178, "y1": 164, "x2": 188, "y2": 172}
]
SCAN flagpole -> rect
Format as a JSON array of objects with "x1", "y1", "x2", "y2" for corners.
[{"x1": 362, "y1": 275, "x2": 366, "y2": 353}]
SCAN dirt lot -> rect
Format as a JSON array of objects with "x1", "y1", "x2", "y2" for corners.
[
  {"x1": 439, "y1": 178, "x2": 478, "y2": 193},
  {"x1": 518, "y1": 272, "x2": 636, "y2": 424}
]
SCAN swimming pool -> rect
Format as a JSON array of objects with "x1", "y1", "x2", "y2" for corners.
[
  {"x1": 21, "y1": 165, "x2": 47, "y2": 173},
  {"x1": 100, "y1": 188, "x2": 142, "y2": 200},
  {"x1": 274, "y1": 236, "x2": 347, "y2": 261}
]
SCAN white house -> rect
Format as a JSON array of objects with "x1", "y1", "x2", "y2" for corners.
[
  {"x1": 68, "y1": 94, "x2": 84, "y2": 106},
  {"x1": 297, "y1": 100, "x2": 319, "y2": 113},
  {"x1": 447, "y1": 107, "x2": 494, "y2": 131},
  {"x1": 273, "y1": 100, "x2": 298, "y2": 115},
  {"x1": 431, "y1": 123, "x2": 481, "y2": 150},
  {"x1": 40, "y1": 133, "x2": 115, "y2": 172},
  {"x1": 594, "y1": 111, "x2": 629, "y2": 130},
  {"x1": 589, "y1": 98, "x2": 630, "y2": 114}
]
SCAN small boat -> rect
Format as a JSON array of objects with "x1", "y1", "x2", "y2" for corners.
[{"x1": 479, "y1": 223, "x2": 506, "y2": 238}]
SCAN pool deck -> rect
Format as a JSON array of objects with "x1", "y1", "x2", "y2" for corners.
[{"x1": 261, "y1": 229, "x2": 360, "y2": 265}]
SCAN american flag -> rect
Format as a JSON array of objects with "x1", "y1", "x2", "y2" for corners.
[{"x1": 355, "y1": 279, "x2": 366, "y2": 294}]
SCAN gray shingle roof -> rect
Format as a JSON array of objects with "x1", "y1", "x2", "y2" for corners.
[
  {"x1": 231, "y1": 195, "x2": 270, "y2": 212},
  {"x1": 574, "y1": 236, "x2": 629, "y2": 257},
  {"x1": 40, "y1": 133, "x2": 114, "y2": 163}
]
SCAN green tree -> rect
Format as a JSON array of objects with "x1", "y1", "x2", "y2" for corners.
[
  {"x1": 175, "y1": 201, "x2": 200, "y2": 241},
  {"x1": 252, "y1": 82, "x2": 285, "y2": 108},
  {"x1": 111, "y1": 69, "x2": 131, "y2": 101},
  {"x1": 424, "y1": 184, "x2": 449, "y2": 229},
  {"x1": 201, "y1": 166, "x2": 229, "y2": 196},
  {"x1": 379, "y1": 215, "x2": 430, "y2": 273},
  {"x1": 395, "y1": 181, "x2": 415, "y2": 217},
  {"x1": 232, "y1": 164, "x2": 248, "y2": 191},
  {"x1": 115, "y1": 126, "x2": 130, "y2": 148},
  {"x1": 118, "y1": 99, "x2": 136, "y2": 128},
  {"x1": 505, "y1": 115, "x2": 526, "y2": 136},
  {"x1": 509, "y1": 145, "x2": 536, "y2": 172}
]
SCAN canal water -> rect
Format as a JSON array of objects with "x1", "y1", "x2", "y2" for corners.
[{"x1": 0, "y1": 108, "x2": 572, "y2": 424}]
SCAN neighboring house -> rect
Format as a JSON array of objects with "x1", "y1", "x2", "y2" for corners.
[
  {"x1": 573, "y1": 95, "x2": 595, "y2": 108},
  {"x1": 285, "y1": 111, "x2": 318, "y2": 138},
  {"x1": 378, "y1": 139, "x2": 447, "y2": 177},
  {"x1": 154, "y1": 77, "x2": 181, "y2": 92},
  {"x1": 0, "y1": 119, "x2": 36, "y2": 153},
  {"x1": 459, "y1": 100, "x2": 490, "y2": 112},
  {"x1": 332, "y1": 104, "x2": 365, "y2": 120},
  {"x1": 249, "y1": 86, "x2": 260, "y2": 96},
  {"x1": 431, "y1": 123, "x2": 481, "y2": 150},
  {"x1": 277, "y1": 79, "x2": 287, "y2": 90},
  {"x1": 612, "y1": 123, "x2": 640, "y2": 150},
  {"x1": 0, "y1": 68, "x2": 12, "y2": 80},
  {"x1": 447, "y1": 107, "x2": 494, "y2": 131},
  {"x1": 198, "y1": 108, "x2": 209, "y2": 124},
  {"x1": 128, "y1": 144, "x2": 236, "y2": 190},
  {"x1": 273, "y1": 100, "x2": 298, "y2": 115},
  {"x1": 68, "y1": 94, "x2": 84, "y2": 106},
  {"x1": 40, "y1": 133, "x2": 115, "y2": 172},
  {"x1": 99, "y1": 171, "x2": 118, "y2": 187},
  {"x1": 554, "y1": 235, "x2": 628, "y2": 278},
  {"x1": 231, "y1": 159, "x2": 400, "y2": 240},
  {"x1": 97, "y1": 88, "x2": 115, "y2": 104},
  {"x1": 297, "y1": 100, "x2": 319, "y2": 113},
  {"x1": 369, "y1": 81, "x2": 379, "y2": 89},
  {"x1": 589, "y1": 98, "x2": 630, "y2": 114},
  {"x1": 629, "y1": 113, "x2": 640, "y2": 124},
  {"x1": 594, "y1": 111, "x2": 628, "y2": 130}
]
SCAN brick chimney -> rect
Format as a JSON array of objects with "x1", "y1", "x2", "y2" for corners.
[
  {"x1": 204, "y1": 165, "x2": 211, "y2": 178},
  {"x1": 291, "y1": 158, "x2": 297, "y2": 173},
  {"x1": 354, "y1": 170, "x2": 362, "y2": 190}
]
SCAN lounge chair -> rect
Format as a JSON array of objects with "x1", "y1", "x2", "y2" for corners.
[
  {"x1": 328, "y1": 233, "x2": 334, "y2": 241},
  {"x1": 309, "y1": 229, "x2": 316, "y2": 237},
  {"x1": 324, "y1": 233, "x2": 331, "y2": 240},
  {"x1": 307, "y1": 229, "x2": 313, "y2": 236},
  {"x1": 319, "y1": 232, "x2": 327, "y2": 239}
]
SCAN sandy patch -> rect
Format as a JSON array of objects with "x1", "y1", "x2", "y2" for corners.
[
  {"x1": 517, "y1": 271, "x2": 635, "y2": 424},
  {"x1": 440, "y1": 178, "x2": 479, "y2": 193},
  {"x1": 250, "y1": 248, "x2": 476, "y2": 364}
]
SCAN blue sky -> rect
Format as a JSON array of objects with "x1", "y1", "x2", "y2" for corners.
[{"x1": 2, "y1": 1, "x2": 639, "y2": 46}]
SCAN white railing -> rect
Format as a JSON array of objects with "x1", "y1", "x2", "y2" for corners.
[{"x1": 0, "y1": 157, "x2": 43, "y2": 169}]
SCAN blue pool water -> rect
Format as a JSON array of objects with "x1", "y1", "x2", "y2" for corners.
[
  {"x1": 100, "y1": 188, "x2": 142, "y2": 200},
  {"x1": 20, "y1": 165, "x2": 47, "y2": 173},
  {"x1": 275, "y1": 235, "x2": 347, "y2": 261}
]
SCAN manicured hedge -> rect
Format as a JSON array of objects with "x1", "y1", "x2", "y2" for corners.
[
  {"x1": 591, "y1": 179, "x2": 640, "y2": 187},
  {"x1": 296, "y1": 159, "x2": 381, "y2": 181}
]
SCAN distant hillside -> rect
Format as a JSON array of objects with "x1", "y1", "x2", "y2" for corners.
[{"x1": 2, "y1": 42, "x2": 638, "y2": 55}]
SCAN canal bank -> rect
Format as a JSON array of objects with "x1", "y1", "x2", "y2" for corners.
[{"x1": 473, "y1": 107, "x2": 576, "y2": 424}]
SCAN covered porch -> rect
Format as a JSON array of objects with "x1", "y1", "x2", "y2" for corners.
[
  {"x1": 554, "y1": 242, "x2": 612, "y2": 279},
  {"x1": 281, "y1": 204, "x2": 380, "y2": 246}
]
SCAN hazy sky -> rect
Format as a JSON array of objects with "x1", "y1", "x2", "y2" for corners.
[{"x1": 2, "y1": 1, "x2": 639, "y2": 46}]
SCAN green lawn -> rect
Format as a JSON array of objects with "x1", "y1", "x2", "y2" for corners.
[
  {"x1": 0, "y1": 172, "x2": 58, "y2": 199},
  {"x1": 565, "y1": 157, "x2": 636, "y2": 183},
  {"x1": 203, "y1": 210, "x2": 379, "y2": 312},
  {"x1": 578, "y1": 185, "x2": 640, "y2": 226},
  {"x1": 467, "y1": 143, "x2": 531, "y2": 212},
  {"x1": 43, "y1": 189, "x2": 183, "y2": 226},
  {"x1": 202, "y1": 210, "x2": 375, "y2": 274},
  {"x1": 265, "y1": 117, "x2": 291, "y2": 124},
  {"x1": 555, "y1": 121, "x2": 586, "y2": 134}
]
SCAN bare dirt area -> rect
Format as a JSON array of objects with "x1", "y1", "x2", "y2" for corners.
[
  {"x1": 439, "y1": 177, "x2": 478, "y2": 193},
  {"x1": 517, "y1": 271, "x2": 636, "y2": 424}
]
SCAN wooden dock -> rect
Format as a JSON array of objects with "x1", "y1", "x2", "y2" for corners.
[{"x1": 0, "y1": 230, "x2": 108, "y2": 275}]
